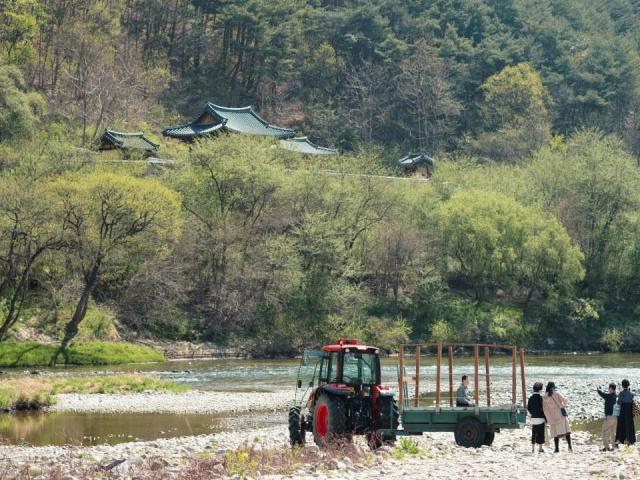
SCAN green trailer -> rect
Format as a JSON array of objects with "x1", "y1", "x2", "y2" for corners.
[{"x1": 377, "y1": 343, "x2": 528, "y2": 448}]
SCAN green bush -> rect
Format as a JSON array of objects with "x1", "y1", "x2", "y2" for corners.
[
  {"x1": 600, "y1": 328, "x2": 623, "y2": 352},
  {"x1": 0, "y1": 341, "x2": 164, "y2": 367}
]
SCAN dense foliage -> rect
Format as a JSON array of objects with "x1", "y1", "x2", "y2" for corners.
[
  {"x1": 0, "y1": 0, "x2": 639, "y2": 156},
  {"x1": 1, "y1": 1, "x2": 640, "y2": 354}
]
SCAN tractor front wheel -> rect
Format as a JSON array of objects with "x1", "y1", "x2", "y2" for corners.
[
  {"x1": 454, "y1": 416, "x2": 485, "y2": 448},
  {"x1": 312, "y1": 394, "x2": 348, "y2": 446},
  {"x1": 289, "y1": 406, "x2": 305, "y2": 447}
]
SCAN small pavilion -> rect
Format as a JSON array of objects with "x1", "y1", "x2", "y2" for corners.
[
  {"x1": 99, "y1": 130, "x2": 159, "y2": 155},
  {"x1": 398, "y1": 153, "x2": 435, "y2": 178}
]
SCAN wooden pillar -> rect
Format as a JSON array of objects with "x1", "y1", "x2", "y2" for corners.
[
  {"x1": 484, "y1": 346, "x2": 491, "y2": 407},
  {"x1": 448, "y1": 345, "x2": 454, "y2": 407},
  {"x1": 473, "y1": 345, "x2": 479, "y2": 406},
  {"x1": 399, "y1": 345, "x2": 405, "y2": 411},
  {"x1": 511, "y1": 347, "x2": 517, "y2": 406},
  {"x1": 436, "y1": 343, "x2": 442, "y2": 409},
  {"x1": 520, "y1": 348, "x2": 527, "y2": 407},
  {"x1": 414, "y1": 345, "x2": 421, "y2": 407}
]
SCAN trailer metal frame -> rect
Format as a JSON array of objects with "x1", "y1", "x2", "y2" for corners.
[{"x1": 378, "y1": 343, "x2": 527, "y2": 445}]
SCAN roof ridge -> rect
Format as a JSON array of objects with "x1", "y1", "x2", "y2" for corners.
[
  {"x1": 208, "y1": 102, "x2": 253, "y2": 113},
  {"x1": 106, "y1": 129, "x2": 145, "y2": 137}
]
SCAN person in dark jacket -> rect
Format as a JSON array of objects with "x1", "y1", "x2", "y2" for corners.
[
  {"x1": 527, "y1": 382, "x2": 546, "y2": 452},
  {"x1": 456, "y1": 375, "x2": 474, "y2": 407},
  {"x1": 615, "y1": 379, "x2": 636, "y2": 446},
  {"x1": 597, "y1": 383, "x2": 617, "y2": 451}
]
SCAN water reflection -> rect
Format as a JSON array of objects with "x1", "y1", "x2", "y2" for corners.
[{"x1": 0, "y1": 411, "x2": 227, "y2": 446}]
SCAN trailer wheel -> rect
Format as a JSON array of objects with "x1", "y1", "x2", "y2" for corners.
[
  {"x1": 483, "y1": 431, "x2": 495, "y2": 446},
  {"x1": 454, "y1": 417, "x2": 485, "y2": 448},
  {"x1": 289, "y1": 406, "x2": 305, "y2": 447},
  {"x1": 312, "y1": 394, "x2": 348, "y2": 446}
]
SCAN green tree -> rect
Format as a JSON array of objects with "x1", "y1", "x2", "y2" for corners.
[
  {"x1": 50, "y1": 173, "x2": 181, "y2": 364},
  {"x1": 528, "y1": 132, "x2": 640, "y2": 295},
  {"x1": 437, "y1": 189, "x2": 584, "y2": 300},
  {"x1": 0, "y1": 0, "x2": 39, "y2": 62},
  {"x1": 474, "y1": 63, "x2": 552, "y2": 161},
  {"x1": 0, "y1": 177, "x2": 65, "y2": 340},
  {"x1": 0, "y1": 65, "x2": 45, "y2": 142}
]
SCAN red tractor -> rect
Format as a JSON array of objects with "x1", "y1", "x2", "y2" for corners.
[{"x1": 288, "y1": 338, "x2": 399, "y2": 448}]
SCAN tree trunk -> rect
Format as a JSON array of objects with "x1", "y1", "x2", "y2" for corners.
[
  {"x1": 0, "y1": 261, "x2": 33, "y2": 341},
  {"x1": 50, "y1": 260, "x2": 101, "y2": 366}
]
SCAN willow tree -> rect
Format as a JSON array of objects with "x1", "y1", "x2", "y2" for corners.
[
  {"x1": 437, "y1": 190, "x2": 584, "y2": 301},
  {"x1": 50, "y1": 173, "x2": 181, "y2": 364}
]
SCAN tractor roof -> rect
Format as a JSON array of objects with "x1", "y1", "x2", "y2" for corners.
[{"x1": 321, "y1": 339, "x2": 379, "y2": 353}]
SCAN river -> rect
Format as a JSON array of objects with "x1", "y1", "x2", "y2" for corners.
[{"x1": 1, "y1": 353, "x2": 638, "y2": 446}]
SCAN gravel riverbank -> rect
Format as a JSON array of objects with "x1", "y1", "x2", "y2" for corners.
[
  {"x1": 50, "y1": 390, "x2": 292, "y2": 415},
  {"x1": 1, "y1": 422, "x2": 638, "y2": 479}
]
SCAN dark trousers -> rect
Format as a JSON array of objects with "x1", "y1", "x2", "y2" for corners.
[
  {"x1": 531, "y1": 423, "x2": 545, "y2": 444},
  {"x1": 615, "y1": 403, "x2": 637, "y2": 445}
]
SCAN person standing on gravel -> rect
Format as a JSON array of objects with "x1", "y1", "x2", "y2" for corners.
[
  {"x1": 597, "y1": 383, "x2": 617, "y2": 451},
  {"x1": 542, "y1": 381, "x2": 572, "y2": 453},
  {"x1": 615, "y1": 379, "x2": 636, "y2": 446},
  {"x1": 527, "y1": 382, "x2": 546, "y2": 453}
]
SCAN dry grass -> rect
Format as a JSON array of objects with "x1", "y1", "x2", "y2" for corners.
[
  {"x1": 0, "y1": 374, "x2": 186, "y2": 410},
  {"x1": 0, "y1": 377, "x2": 54, "y2": 411}
]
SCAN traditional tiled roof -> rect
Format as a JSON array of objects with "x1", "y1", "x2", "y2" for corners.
[
  {"x1": 399, "y1": 153, "x2": 435, "y2": 169},
  {"x1": 280, "y1": 137, "x2": 337, "y2": 155},
  {"x1": 207, "y1": 103, "x2": 295, "y2": 137},
  {"x1": 162, "y1": 102, "x2": 295, "y2": 140},
  {"x1": 100, "y1": 130, "x2": 159, "y2": 152}
]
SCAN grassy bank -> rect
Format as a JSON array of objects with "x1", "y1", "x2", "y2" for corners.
[
  {"x1": 0, "y1": 341, "x2": 164, "y2": 367},
  {"x1": 0, "y1": 374, "x2": 187, "y2": 410}
]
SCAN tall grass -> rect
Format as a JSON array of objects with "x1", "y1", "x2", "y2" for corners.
[{"x1": 0, "y1": 341, "x2": 164, "y2": 367}]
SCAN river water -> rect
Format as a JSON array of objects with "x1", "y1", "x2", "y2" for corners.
[{"x1": 1, "y1": 353, "x2": 638, "y2": 446}]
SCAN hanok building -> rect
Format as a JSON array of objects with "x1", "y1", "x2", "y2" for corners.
[
  {"x1": 398, "y1": 153, "x2": 435, "y2": 178},
  {"x1": 162, "y1": 103, "x2": 295, "y2": 141},
  {"x1": 280, "y1": 136, "x2": 337, "y2": 155},
  {"x1": 99, "y1": 130, "x2": 159, "y2": 156}
]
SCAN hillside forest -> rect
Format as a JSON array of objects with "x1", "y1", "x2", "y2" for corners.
[{"x1": 1, "y1": 0, "x2": 640, "y2": 354}]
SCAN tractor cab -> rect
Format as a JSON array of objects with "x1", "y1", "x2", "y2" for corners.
[
  {"x1": 318, "y1": 338, "x2": 381, "y2": 392},
  {"x1": 289, "y1": 339, "x2": 398, "y2": 448}
]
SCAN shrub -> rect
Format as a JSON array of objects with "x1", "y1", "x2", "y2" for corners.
[{"x1": 600, "y1": 328, "x2": 623, "y2": 352}]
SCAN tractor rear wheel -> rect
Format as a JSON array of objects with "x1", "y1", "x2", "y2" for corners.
[
  {"x1": 454, "y1": 416, "x2": 485, "y2": 448},
  {"x1": 289, "y1": 406, "x2": 305, "y2": 447},
  {"x1": 312, "y1": 394, "x2": 348, "y2": 446}
]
